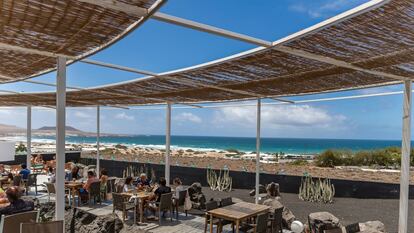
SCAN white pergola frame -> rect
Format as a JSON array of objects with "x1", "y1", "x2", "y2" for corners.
[{"x1": 1, "y1": 0, "x2": 409, "y2": 231}]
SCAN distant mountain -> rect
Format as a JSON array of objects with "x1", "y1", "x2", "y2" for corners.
[
  {"x1": 0, "y1": 124, "x2": 25, "y2": 134},
  {"x1": 38, "y1": 126, "x2": 81, "y2": 132}
]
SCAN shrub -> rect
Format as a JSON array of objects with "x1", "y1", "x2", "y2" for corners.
[
  {"x1": 289, "y1": 159, "x2": 308, "y2": 166},
  {"x1": 315, "y1": 147, "x2": 413, "y2": 168},
  {"x1": 315, "y1": 150, "x2": 343, "y2": 167}
]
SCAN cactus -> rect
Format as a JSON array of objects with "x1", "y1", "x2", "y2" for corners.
[
  {"x1": 299, "y1": 175, "x2": 335, "y2": 204},
  {"x1": 207, "y1": 168, "x2": 232, "y2": 192}
]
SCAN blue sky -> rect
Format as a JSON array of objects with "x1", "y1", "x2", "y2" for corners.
[{"x1": 0, "y1": 0, "x2": 408, "y2": 140}]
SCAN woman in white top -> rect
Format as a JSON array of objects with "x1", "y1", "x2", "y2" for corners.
[
  {"x1": 123, "y1": 176, "x2": 135, "y2": 192},
  {"x1": 173, "y1": 177, "x2": 186, "y2": 199}
]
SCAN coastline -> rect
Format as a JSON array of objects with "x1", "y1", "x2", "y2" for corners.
[{"x1": 4, "y1": 136, "x2": 413, "y2": 185}]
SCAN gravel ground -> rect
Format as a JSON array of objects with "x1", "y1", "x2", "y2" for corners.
[{"x1": 201, "y1": 187, "x2": 413, "y2": 233}]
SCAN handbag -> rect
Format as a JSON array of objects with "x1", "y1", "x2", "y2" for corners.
[{"x1": 184, "y1": 191, "x2": 192, "y2": 211}]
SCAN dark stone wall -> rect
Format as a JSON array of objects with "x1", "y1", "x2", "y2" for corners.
[
  {"x1": 2, "y1": 152, "x2": 81, "y2": 165},
  {"x1": 80, "y1": 158, "x2": 413, "y2": 199}
]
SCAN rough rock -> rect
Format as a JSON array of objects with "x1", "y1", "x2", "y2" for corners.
[
  {"x1": 308, "y1": 212, "x2": 341, "y2": 232},
  {"x1": 262, "y1": 198, "x2": 295, "y2": 229},
  {"x1": 359, "y1": 221, "x2": 386, "y2": 233},
  {"x1": 187, "y1": 182, "x2": 206, "y2": 209},
  {"x1": 65, "y1": 208, "x2": 124, "y2": 233},
  {"x1": 266, "y1": 182, "x2": 280, "y2": 197}
]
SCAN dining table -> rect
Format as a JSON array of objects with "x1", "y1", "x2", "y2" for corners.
[
  {"x1": 65, "y1": 181, "x2": 84, "y2": 207},
  {"x1": 121, "y1": 190, "x2": 152, "y2": 224},
  {"x1": 207, "y1": 202, "x2": 270, "y2": 233}
]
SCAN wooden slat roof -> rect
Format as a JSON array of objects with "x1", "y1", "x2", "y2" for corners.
[
  {"x1": 0, "y1": 0, "x2": 163, "y2": 82},
  {"x1": 0, "y1": 0, "x2": 412, "y2": 107}
]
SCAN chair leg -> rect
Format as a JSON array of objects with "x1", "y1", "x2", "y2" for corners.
[
  {"x1": 170, "y1": 207, "x2": 173, "y2": 221},
  {"x1": 185, "y1": 210, "x2": 188, "y2": 217},
  {"x1": 159, "y1": 209, "x2": 162, "y2": 225},
  {"x1": 204, "y1": 216, "x2": 208, "y2": 233}
]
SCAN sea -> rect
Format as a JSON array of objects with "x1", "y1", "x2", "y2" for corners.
[{"x1": 12, "y1": 135, "x2": 407, "y2": 155}]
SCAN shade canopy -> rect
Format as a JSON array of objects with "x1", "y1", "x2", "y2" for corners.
[
  {"x1": 0, "y1": 0, "x2": 413, "y2": 107},
  {"x1": 0, "y1": 0, "x2": 163, "y2": 83}
]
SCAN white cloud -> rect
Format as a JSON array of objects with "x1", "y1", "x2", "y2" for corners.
[
  {"x1": 214, "y1": 105, "x2": 346, "y2": 129},
  {"x1": 174, "y1": 112, "x2": 202, "y2": 123},
  {"x1": 114, "y1": 112, "x2": 134, "y2": 121},
  {"x1": 74, "y1": 111, "x2": 91, "y2": 119},
  {"x1": 289, "y1": 0, "x2": 366, "y2": 18}
]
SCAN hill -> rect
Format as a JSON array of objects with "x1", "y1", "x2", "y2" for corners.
[{"x1": 37, "y1": 126, "x2": 81, "y2": 132}]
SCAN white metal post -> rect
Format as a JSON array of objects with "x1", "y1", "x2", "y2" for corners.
[
  {"x1": 55, "y1": 57, "x2": 66, "y2": 221},
  {"x1": 398, "y1": 80, "x2": 411, "y2": 233},
  {"x1": 96, "y1": 105, "x2": 100, "y2": 176},
  {"x1": 255, "y1": 98, "x2": 261, "y2": 204},
  {"x1": 26, "y1": 106, "x2": 32, "y2": 170},
  {"x1": 165, "y1": 103, "x2": 171, "y2": 186}
]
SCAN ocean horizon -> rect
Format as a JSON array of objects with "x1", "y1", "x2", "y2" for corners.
[{"x1": 6, "y1": 135, "x2": 406, "y2": 155}]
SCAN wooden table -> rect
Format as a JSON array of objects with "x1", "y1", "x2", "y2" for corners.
[
  {"x1": 65, "y1": 182, "x2": 83, "y2": 207},
  {"x1": 207, "y1": 202, "x2": 270, "y2": 233},
  {"x1": 122, "y1": 191, "x2": 152, "y2": 224}
]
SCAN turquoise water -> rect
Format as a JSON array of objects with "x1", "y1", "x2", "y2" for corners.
[{"x1": 31, "y1": 135, "x2": 405, "y2": 155}]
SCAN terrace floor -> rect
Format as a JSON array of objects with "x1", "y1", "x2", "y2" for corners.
[{"x1": 31, "y1": 175, "x2": 413, "y2": 232}]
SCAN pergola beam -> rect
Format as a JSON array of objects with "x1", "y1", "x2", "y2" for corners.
[{"x1": 151, "y1": 12, "x2": 272, "y2": 47}]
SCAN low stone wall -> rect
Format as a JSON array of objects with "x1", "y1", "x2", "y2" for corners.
[{"x1": 80, "y1": 158, "x2": 414, "y2": 199}]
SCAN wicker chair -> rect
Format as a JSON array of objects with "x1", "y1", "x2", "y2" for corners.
[
  {"x1": 25, "y1": 174, "x2": 37, "y2": 195},
  {"x1": 20, "y1": 220, "x2": 64, "y2": 233},
  {"x1": 269, "y1": 207, "x2": 283, "y2": 233},
  {"x1": 153, "y1": 192, "x2": 173, "y2": 225},
  {"x1": 220, "y1": 197, "x2": 233, "y2": 207},
  {"x1": 204, "y1": 201, "x2": 233, "y2": 233},
  {"x1": 112, "y1": 193, "x2": 136, "y2": 223},
  {"x1": 0, "y1": 210, "x2": 38, "y2": 233},
  {"x1": 173, "y1": 190, "x2": 188, "y2": 220},
  {"x1": 45, "y1": 182, "x2": 56, "y2": 202},
  {"x1": 240, "y1": 212, "x2": 269, "y2": 233},
  {"x1": 88, "y1": 181, "x2": 101, "y2": 206},
  {"x1": 13, "y1": 175, "x2": 22, "y2": 187}
]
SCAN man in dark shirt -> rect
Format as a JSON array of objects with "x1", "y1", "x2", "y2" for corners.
[
  {"x1": 147, "y1": 177, "x2": 171, "y2": 219},
  {"x1": 19, "y1": 164, "x2": 30, "y2": 180},
  {"x1": 153, "y1": 178, "x2": 171, "y2": 202},
  {"x1": 0, "y1": 186, "x2": 34, "y2": 215}
]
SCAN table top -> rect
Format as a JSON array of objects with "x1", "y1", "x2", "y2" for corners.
[
  {"x1": 65, "y1": 182, "x2": 83, "y2": 188},
  {"x1": 207, "y1": 202, "x2": 269, "y2": 221},
  {"x1": 121, "y1": 191, "x2": 152, "y2": 199}
]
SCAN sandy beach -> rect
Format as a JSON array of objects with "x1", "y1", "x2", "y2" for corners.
[{"x1": 68, "y1": 142, "x2": 414, "y2": 185}]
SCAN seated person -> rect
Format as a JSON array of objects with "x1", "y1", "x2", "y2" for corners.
[
  {"x1": 136, "y1": 173, "x2": 151, "y2": 190},
  {"x1": 172, "y1": 177, "x2": 186, "y2": 200},
  {"x1": 99, "y1": 168, "x2": 109, "y2": 193},
  {"x1": 0, "y1": 164, "x2": 8, "y2": 176},
  {"x1": 123, "y1": 176, "x2": 135, "y2": 192},
  {"x1": 79, "y1": 171, "x2": 99, "y2": 203},
  {"x1": 19, "y1": 164, "x2": 30, "y2": 180},
  {"x1": 0, "y1": 186, "x2": 34, "y2": 215},
  {"x1": 147, "y1": 177, "x2": 171, "y2": 219},
  {"x1": 0, "y1": 187, "x2": 7, "y2": 204},
  {"x1": 33, "y1": 154, "x2": 44, "y2": 164},
  {"x1": 65, "y1": 166, "x2": 81, "y2": 181},
  {"x1": 48, "y1": 167, "x2": 56, "y2": 183}
]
